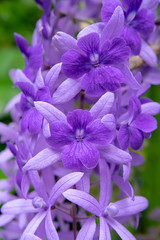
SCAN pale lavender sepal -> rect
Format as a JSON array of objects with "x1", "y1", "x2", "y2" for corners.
[
  {"x1": 114, "y1": 196, "x2": 148, "y2": 217},
  {"x1": 123, "y1": 162, "x2": 131, "y2": 181},
  {"x1": 77, "y1": 23, "x2": 104, "y2": 40},
  {"x1": 45, "y1": 209, "x2": 59, "y2": 240},
  {"x1": 52, "y1": 78, "x2": 82, "y2": 104},
  {"x1": 120, "y1": 64, "x2": 141, "y2": 89},
  {"x1": 0, "y1": 214, "x2": 15, "y2": 227},
  {"x1": 130, "y1": 152, "x2": 145, "y2": 166},
  {"x1": 45, "y1": 63, "x2": 62, "y2": 94},
  {"x1": 63, "y1": 189, "x2": 101, "y2": 216},
  {"x1": 99, "y1": 159, "x2": 112, "y2": 207},
  {"x1": 20, "y1": 211, "x2": 47, "y2": 240},
  {"x1": 100, "y1": 6, "x2": 124, "y2": 45},
  {"x1": 4, "y1": 93, "x2": 21, "y2": 113},
  {"x1": 0, "y1": 148, "x2": 13, "y2": 164},
  {"x1": 113, "y1": 175, "x2": 134, "y2": 200},
  {"x1": 76, "y1": 169, "x2": 91, "y2": 193},
  {"x1": 23, "y1": 234, "x2": 42, "y2": 240},
  {"x1": 101, "y1": 114, "x2": 116, "y2": 131},
  {"x1": 107, "y1": 216, "x2": 136, "y2": 240},
  {"x1": 139, "y1": 40, "x2": 158, "y2": 67},
  {"x1": 52, "y1": 32, "x2": 78, "y2": 54},
  {"x1": 141, "y1": 102, "x2": 160, "y2": 115},
  {"x1": 76, "y1": 217, "x2": 96, "y2": 240},
  {"x1": 143, "y1": 67, "x2": 160, "y2": 85},
  {"x1": 100, "y1": 144, "x2": 132, "y2": 164},
  {"x1": 1, "y1": 199, "x2": 38, "y2": 215},
  {"x1": 23, "y1": 148, "x2": 61, "y2": 171},
  {"x1": 99, "y1": 217, "x2": 111, "y2": 240},
  {"x1": 34, "y1": 101, "x2": 66, "y2": 123},
  {"x1": 140, "y1": 0, "x2": 159, "y2": 11},
  {"x1": 90, "y1": 92, "x2": 114, "y2": 119},
  {"x1": 35, "y1": 68, "x2": 44, "y2": 89},
  {"x1": 48, "y1": 172, "x2": 84, "y2": 206},
  {"x1": 21, "y1": 173, "x2": 30, "y2": 198}
]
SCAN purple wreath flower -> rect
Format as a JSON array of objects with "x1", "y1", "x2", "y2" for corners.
[
  {"x1": 101, "y1": 0, "x2": 155, "y2": 55},
  {"x1": 118, "y1": 96, "x2": 157, "y2": 150},
  {"x1": 46, "y1": 109, "x2": 113, "y2": 170},
  {"x1": 61, "y1": 32, "x2": 130, "y2": 96}
]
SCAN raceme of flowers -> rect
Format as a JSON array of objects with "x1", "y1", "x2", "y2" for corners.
[{"x1": 0, "y1": 0, "x2": 160, "y2": 239}]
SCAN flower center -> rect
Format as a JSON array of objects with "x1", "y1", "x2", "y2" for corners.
[
  {"x1": 75, "y1": 129, "x2": 84, "y2": 142},
  {"x1": 90, "y1": 53, "x2": 99, "y2": 67},
  {"x1": 104, "y1": 203, "x2": 119, "y2": 217},
  {"x1": 32, "y1": 196, "x2": 46, "y2": 209}
]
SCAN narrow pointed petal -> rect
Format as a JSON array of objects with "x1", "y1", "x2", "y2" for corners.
[
  {"x1": 101, "y1": 6, "x2": 124, "y2": 45},
  {"x1": 0, "y1": 214, "x2": 15, "y2": 227},
  {"x1": 107, "y1": 217, "x2": 136, "y2": 240},
  {"x1": 120, "y1": 64, "x2": 141, "y2": 89},
  {"x1": 2, "y1": 199, "x2": 38, "y2": 215},
  {"x1": 23, "y1": 148, "x2": 61, "y2": 171},
  {"x1": 76, "y1": 217, "x2": 96, "y2": 240},
  {"x1": 90, "y1": 92, "x2": 114, "y2": 119},
  {"x1": 52, "y1": 78, "x2": 81, "y2": 104},
  {"x1": 113, "y1": 175, "x2": 134, "y2": 199},
  {"x1": 45, "y1": 210, "x2": 59, "y2": 240},
  {"x1": 99, "y1": 159, "x2": 112, "y2": 207},
  {"x1": 99, "y1": 217, "x2": 111, "y2": 240},
  {"x1": 45, "y1": 63, "x2": 62, "y2": 93},
  {"x1": 77, "y1": 23, "x2": 104, "y2": 39},
  {"x1": 23, "y1": 234, "x2": 42, "y2": 240},
  {"x1": 114, "y1": 196, "x2": 148, "y2": 217},
  {"x1": 48, "y1": 172, "x2": 84, "y2": 206},
  {"x1": 63, "y1": 189, "x2": 101, "y2": 216},
  {"x1": 139, "y1": 40, "x2": 158, "y2": 68},
  {"x1": 101, "y1": 0, "x2": 122, "y2": 23},
  {"x1": 52, "y1": 31, "x2": 78, "y2": 54},
  {"x1": 21, "y1": 211, "x2": 47, "y2": 239},
  {"x1": 34, "y1": 101, "x2": 66, "y2": 123},
  {"x1": 14, "y1": 33, "x2": 29, "y2": 56},
  {"x1": 76, "y1": 169, "x2": 91, "y2": 193},
  {"x1": 100, "y1": 144, "x2": 132, "y2": 164}
]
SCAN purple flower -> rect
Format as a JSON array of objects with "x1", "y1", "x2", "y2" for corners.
[
  {"x1": 101, "y1": 0, "x2": 155, "y2": 55},
  {"x1": 118, "y1": 96, "x2": 157, "y2": 150},
  {"x1": 47, "y1": 109, "x2": 113, "y2": 169},
  {"x1": 62, "y1": 32, "x2": 130, "y2": 96}
]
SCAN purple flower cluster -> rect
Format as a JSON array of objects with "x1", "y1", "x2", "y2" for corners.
[{"x1": 0, "y1": 0, "x2": 160, "y2": 239}]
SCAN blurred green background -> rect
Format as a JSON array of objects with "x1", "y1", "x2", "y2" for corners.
[{"x1": 0, "y1": 0, "x2": 160, "y2": 239}]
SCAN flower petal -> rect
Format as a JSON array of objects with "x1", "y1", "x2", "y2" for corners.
[
  {"x1": 118, "y1": 124, "x2": 130, "y2": 150},
  {"x1": 129, "y1": 127, "x2": 144, "y2": 150},
  {"x1": 45, "y1": 210, "x2": 59, "y2": 240},
  {"x1": 99, "y1": 217, "x2": 111, "y2": 240},
  {"x1": 133, "y1": 114, "x2": 157, "y2": 132},
  {"x1": 77, "y1": 33, "x2": 100, "y2": 55},
  {"x1": 114, "y1": 196, "x2": 148, "y2": 217},
  {"x1": 61, "y1": 49, "x2": 89, "y2": 79},
  {"x1": 52, "y1": 78, "x2": 81, "y2": 105},
  {"x1": 82, "y1": 66, "x2": 122, "y2": 96},
  {"x1": 86, "y1": 119, "x2": 113, "y2": 145},
  {"x1": 90, "y1": 92, "x2": 114, "y2": 119},
  {"x1": 1, "y1": 199, "x2": 38, "y2": 215},
  {"x1": 67, "y1": 109, "x2": 92, "y2": 130},
  {"x1": 100, "y1": 144, "x2": 132, "y2": 164},
  {"x1": 23, "y1": 148, "x2": 61, "y2": 171},
  {"x1": 34, "y1": 101, "x2": 66, "y2": 123},
  {"x1": 63, "y1": 189, "x2": 101, "y2": 216},
  {"x1": 101, "y1": 0, "x2": 122, "y2": 23},
  {"x1": 107, "y1": 217, "x2": 136, "y2": 240},
  {"x1": 48, "y1": 172, "x2": 84, "y2": 206},
  {"x1": 76, "y1": 217, "x2": 96, "y2": 240}
]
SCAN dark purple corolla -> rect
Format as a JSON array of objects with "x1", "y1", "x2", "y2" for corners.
[
  {"x1": 62, "y1": 32, "x2": 130, "y2": 96},
  {"x1": 14, "y1": 70, "x2": 52, "y2": 135},
  {"x1": 47, "y1": 109, "x2": 113, "y2": 169},
  {"x1": 118, "y1": 96, "x2": 157, "y2": 150},
  {"x1": 101, "y1": 0, "x2": 155, "y2": 55}
]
